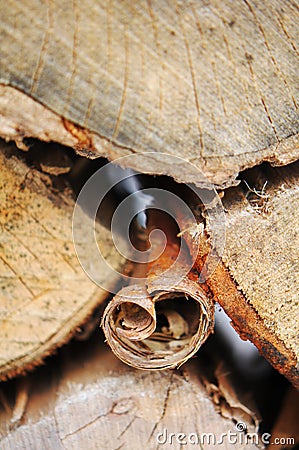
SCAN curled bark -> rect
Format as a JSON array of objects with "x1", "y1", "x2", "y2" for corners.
[{"x1": 102, "y1": 211, "x2": 214, "y2": 369}]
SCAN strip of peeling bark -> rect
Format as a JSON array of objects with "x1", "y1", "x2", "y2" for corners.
[
  {"x1": 102, "y1": 210, "x2": 214, "y2": 369},
  {"x1": 179, "y1": 204, "x2": 299, "y2": 388}
]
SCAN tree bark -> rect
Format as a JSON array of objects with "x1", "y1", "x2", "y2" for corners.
[{"x1": 217, "y1": 163, "x2": 299, "y2": 387}]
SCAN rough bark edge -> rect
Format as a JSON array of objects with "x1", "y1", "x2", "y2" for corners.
[
  {"x1": 207, "y1": 263, "x2": 299, "y2": 389},
  {"x1": 1, "y1": 84, "x2": 299, "y2": 188}
]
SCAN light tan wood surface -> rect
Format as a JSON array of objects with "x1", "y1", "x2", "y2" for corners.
[
  {"x1": 1, "y1": 0, "x2": 298, "y2": 186},
  {"x1": 0, "y1": 142, "x2": 125, "y2": 380}
]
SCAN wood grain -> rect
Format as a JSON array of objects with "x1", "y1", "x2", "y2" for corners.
[
  {"x1": 0, "y1": 0, "x2": 298, "y2": 186},
  {"x1": 205, "y1": 163, "x2": 299, "y2": 387},
  {"x1": 0, "y1": 335, "x2": 260, "y2": 450},
  {"x1": 0, "y1": 141, "x2": 126, "y2": 380},
  {"x1": 223, "y1": 165, "x2": 299, "y2": 362}
]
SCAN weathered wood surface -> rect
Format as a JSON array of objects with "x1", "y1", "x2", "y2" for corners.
[
  {"x1": 0, "y1": 141, "x2": 126, "y2": 381},
  {"x1": 1, "y1": 0, "x2": 299, "y2": 187},
  {"x1": 204, "y1": 163, "x2": 299, "y2": 387},
  {"x1": 157, "y1": 157, "x2": 299, "y2": 387},
  {"x1": 222, "y1": 164, "x2": 299, "y2": 366},
  {"x1": 0, "y1": 334, "x2": 261, "y2": 450}
]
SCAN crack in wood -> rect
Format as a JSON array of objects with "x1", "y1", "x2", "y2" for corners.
[
  {"x1": 117, "y1": 415, "x2": 137, "y2": 440},
  {"x1": 244, "y1": 48, "x2": 279, "y2": 142},
  {"x1": 30, "y1": 0, "x2": 53, "y2": 96},
  {"x1": 276, "y1": 16, "x2": 299, "y2": 57},
  {"x1": 65, "y1": 0, "x2": 80, "y2": 116},
  {"x1": 112, "y1": 24, "x2": 129, "y2": 141},
  {"x1": 0, "y1": 254, "x2": 34, "y2": 298},
  {"x1": 211, "y1": 60, "x2": 227, "y2": 116},
  {"x1": 148, "y1": 372, "x2": 174, "y2": 441},
  {"x1": 60, "y1": 407, "x2": 113, "y2": 441},
  {"x1": 146, "y1": 0, "x2": 164, "y2": 111},
  {"x1": 242, "y1": 0, "x2": 298, "y2": 111},
  {"x1": 179, "y1": 10, "x2": 204, "y2": 158}
]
